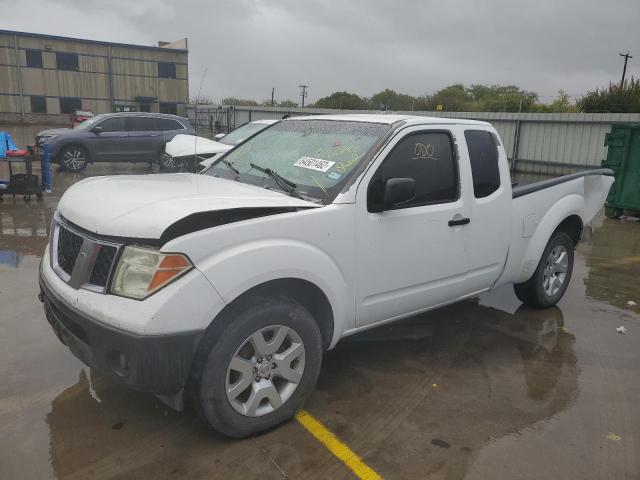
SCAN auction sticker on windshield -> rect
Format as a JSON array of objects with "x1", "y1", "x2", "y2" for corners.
[{"x1": 294, "y1": 157, "x2": 336, "y2": 172}]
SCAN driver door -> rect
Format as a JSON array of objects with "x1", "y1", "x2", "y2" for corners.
[{"x1": 355, "y1": 126, "x2": 471, "y2": 327}]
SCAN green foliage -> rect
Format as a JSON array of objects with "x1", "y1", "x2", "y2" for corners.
[
  {"x1": 530, "y1": 90, "x2": 578, "y2": 113},
  {"x1": 222, "y1": 97, "x2": 259, "y2": 107},
  {"x1": 468, "y1": 84, "x2": 538, "y2": 112},
  {"x1": 312, "y1": 91, "x2": 371, "y2": 110},
  {"x1": 428, "y1": 84, "x2": 475, "y2": 111},
  {"x1": 576, "y1": 79, "x2": 640, "y2": 113},
  {"x1": 370, "y1": 89, "x2": 416, "y2": 111},
  {"x1": 278, "y1": 100, "x2": 299, "y2": 108}
]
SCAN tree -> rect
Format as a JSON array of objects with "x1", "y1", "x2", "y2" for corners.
[
  {"x1": 577, "y1": 79, "x2": 640, "y2": 113},
  {"x1": 428, "y1": 84, "x2": 475, "y2": 111},
  {"x1": 278, "y1": 100, "x2": 299, "y2": 108},
  {"x1": 190, "y1": 95, "x2": 217, "y2": 105},
  {"x1": 469, "y1": 84, "x2": 538, "y2": 112},
  {"x1": 370, "y1": 89, "x2": 415, "y2": 111},
  {"x1": 222, "y1": 97, "x2": 259, "y2": 106},
  {"x1": 312, "y1": 91, "x2": 371, "y2": 110}
]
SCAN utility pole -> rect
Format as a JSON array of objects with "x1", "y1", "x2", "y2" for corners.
[
  {"x1": 299, "y1": 85, "x2": 308, "y2": 108},
  {"x1": 271, "y1": 88, "x2": 275, "y2": 107},
  {"x1": 619, "y1": 52, "x2": 633, "y2": 88}
]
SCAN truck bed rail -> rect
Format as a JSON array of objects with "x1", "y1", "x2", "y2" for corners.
[{"x1": 512, "y1": 168, "x2": 614, "y2": 199}]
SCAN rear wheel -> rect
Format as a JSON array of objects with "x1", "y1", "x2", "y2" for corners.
[
  {"x1": 60, "y1": 145, "x2": 88, "y2": 171},
  {"x1": 191, "y1": 295, "x2": 323, "y2": 438},
  {"x1": 514, "y1": 231, "x2": 574, "y2": 308}
]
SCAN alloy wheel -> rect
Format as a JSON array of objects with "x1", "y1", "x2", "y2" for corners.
[
  {"x1": 225, "y1": 325, "x2": 305, "y2": 417},
  {"x1": 542, "y1": 245, "x2": 569, "y2": 296},
  {"x1": 63, "y1": 148, "x2": 86, "y2": 170}
]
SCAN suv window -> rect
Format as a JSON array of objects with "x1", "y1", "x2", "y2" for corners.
[
  {"x1": 156, "y1": 118, "x2": 184, "y2": 131},
  {"x1": 98, "y1": 117, "x2": 127, "y2": 132},
  {"x1": 465, "y1": 130, "x2": 501, "y2": 198},
  {"x1": 128, "y1": 117, "x2": 158, "y2": 132},
  {"x1": 368, "y1": 131, "x2": 458, "y2": 210}
]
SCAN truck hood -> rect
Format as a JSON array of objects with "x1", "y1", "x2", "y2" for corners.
[
  {"x1": 164, "y1": 134, "x2": 232, "y2": 158},
  {"x1": 57, "y1": 174, "x2": 319, "y2": 239}
]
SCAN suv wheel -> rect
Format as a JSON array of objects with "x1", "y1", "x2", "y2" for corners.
[
  {"x1": 191, "y1": 295, "x2": 323, "y2": 438},
  {"x1": 60, "y1": 146, "x2": 88, "y2": 171}
]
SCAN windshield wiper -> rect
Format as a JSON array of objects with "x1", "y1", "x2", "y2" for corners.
[
  {"x1": 249, "y1": 162, "x2": 303, "y2": 199},
  {"x1": 220, "y1": 158, "x2": 239, "y2": 175}
]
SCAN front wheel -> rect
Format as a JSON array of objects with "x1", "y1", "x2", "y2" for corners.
[
  {"x1": 191, "y1": 295, "x2": 323, "y2": 438},
  {"x1": 60, "y1": 145, "x2": 89, "y2": 171},
  {"x1": 514, "y1": 231, "x2": 574, "y2": 308}
]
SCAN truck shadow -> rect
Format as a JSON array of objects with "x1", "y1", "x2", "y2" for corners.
[{"x1": 44, "y1": 299, "x2": 577, "y2": 479}]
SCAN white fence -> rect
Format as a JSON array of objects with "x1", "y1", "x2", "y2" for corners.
[{"x1": 187, "y1": 105, "x2": 640, "y2": 176}]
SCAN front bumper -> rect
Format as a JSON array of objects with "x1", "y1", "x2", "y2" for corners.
[{"x1": 39, "y1": 271, "x2": 203, "y2": 399}]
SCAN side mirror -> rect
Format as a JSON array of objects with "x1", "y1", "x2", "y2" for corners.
[
  {"x1": 91, "y1": 126, "x2": 103, "y2": 134},
  {"x1": 214, "y1": 133, "x2": 225, "y2": 141},
  {"x1": 382, "y1": 177, "x2": 416, "y2": 209}
]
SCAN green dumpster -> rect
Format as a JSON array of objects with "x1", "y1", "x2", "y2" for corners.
[{"x1": 601, "y1": 124, "x2": 640, "y2": 219}]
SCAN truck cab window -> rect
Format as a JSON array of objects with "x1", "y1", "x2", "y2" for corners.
[
  {"x1": 369, "y1": 131, "x2": 458, "y2": 209},
  {"x1": 465, "y1": 130, "x2": 501, "y2": 198}
]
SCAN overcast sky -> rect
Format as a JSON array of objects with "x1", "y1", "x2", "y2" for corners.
[{"x1": 3, "y1": 0, "x2": 639, "y2": 105}]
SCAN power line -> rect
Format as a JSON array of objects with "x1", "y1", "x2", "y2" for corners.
[{"x1": 620, "y1": 52, "x2": 633, "y2": 88}]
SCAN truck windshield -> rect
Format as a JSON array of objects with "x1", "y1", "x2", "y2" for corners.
[
  {"x1": 204, "y1": 119, "x2": 390, "y2": 203},
  {"x1": 219, "y1": 122, "x2": 272, "y2": 146}
]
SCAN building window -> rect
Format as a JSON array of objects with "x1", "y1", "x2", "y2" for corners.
[
  {"x1": 56, "y1": 53, "x2": 79, "y2": 71},
  {"x1": 30, "y1": 96, "x2": 47, "y2": 113},
  {"x1": 26, "y1": 50, "x2": 43, "y2": 68},
  {"x1": 157, "y1": 62, "x2": 176, "y2": 78},
  {"x1": 159, "y1": 102, "x2": 177, "y2": 115},
  {"x1": 59, "y1": 97, "x2": 82, "y2": 114}
]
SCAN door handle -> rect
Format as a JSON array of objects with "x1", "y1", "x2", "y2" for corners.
[{"x1": 448, "y1": 217, "x2": 470, "y2": 227}]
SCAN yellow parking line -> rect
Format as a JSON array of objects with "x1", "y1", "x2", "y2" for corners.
[{"x1": 295, "y1": 410, "x2": 383, "y2": 480}]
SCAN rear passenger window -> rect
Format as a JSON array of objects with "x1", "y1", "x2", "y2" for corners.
[
  {"x1": 369, "y1": 131, "x2": 458, "y2": 210},
  {"x1": 128, "y1": 117, "x2": 157, "y2": 131},
  {"x1": 156, "y1": 118, "x2": 184, "y2": 131},
  {"x1": 98, "y1": 117, "x2": 127, "y2": 132},
  {"x1": 465, "y1": 130, "x2": 501, "y2": 198}
]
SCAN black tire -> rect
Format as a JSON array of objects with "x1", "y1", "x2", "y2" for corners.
[
  {"x1": 605, "y1": 207, "x2": 623, "y2": 219},
  {"x1": 59, "y1": 145, "x2": 89, "y2": 171},
  {"x1": 190, "y1": 294, "x2": 323, "y2": 438},
  {"x1": 514, "y1": 231, "x2": 574, "y2": 308}
]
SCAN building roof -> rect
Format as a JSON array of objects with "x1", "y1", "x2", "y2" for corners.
[
  {"x1": 288, "y1": 113, "x2": 491, "y2": 126},
  {"x1": 0, "y1": 29, "x2": 188, "y2": 53}
]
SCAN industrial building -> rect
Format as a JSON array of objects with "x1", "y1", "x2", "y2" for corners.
[{"x1": 0, "y1": 30, "x2": 189, "y2": 120}]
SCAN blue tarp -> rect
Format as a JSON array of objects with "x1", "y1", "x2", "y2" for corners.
[{"x1": 0, "y1": 131, "x2": 19, "y2": 158}]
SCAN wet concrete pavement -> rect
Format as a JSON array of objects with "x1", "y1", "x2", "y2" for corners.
[{"x1": 1, "y1": 165, "x2": 639, "y2": 479}]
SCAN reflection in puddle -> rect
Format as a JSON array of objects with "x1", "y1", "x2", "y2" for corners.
[
  {"x1": 583, "y1": 216, "x2": 640, "y2": 312},
  {"x1": 43, "y1": 295, "x2": 577, "y2": 478}
]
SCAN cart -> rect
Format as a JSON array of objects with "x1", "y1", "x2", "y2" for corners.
[{"x1": 0, "y1": 132, "x2": 47, "y2": 201}]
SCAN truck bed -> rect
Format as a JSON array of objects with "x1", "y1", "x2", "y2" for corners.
[{"x1": 512, "y1": 168, "x2": 614, "y2": 198}]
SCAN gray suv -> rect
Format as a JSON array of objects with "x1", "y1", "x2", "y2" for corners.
[{"x1": 35, "y1": 112, "x2": 195, "y2": 171}]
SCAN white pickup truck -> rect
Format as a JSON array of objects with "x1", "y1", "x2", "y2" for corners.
[{"x1": 39, "y1": 114, "x2": 613, "y2": 437}]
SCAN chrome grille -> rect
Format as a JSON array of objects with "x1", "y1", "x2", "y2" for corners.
[{"x1": 51, "y1": 216, "x2": 121, "y2": 293}]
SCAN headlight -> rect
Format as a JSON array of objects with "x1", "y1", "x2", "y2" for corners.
[
  {"x1": 110, "y1": 246, "x2": 192, "y2": 300},
  {"x1": 41, "y1": 134, "x2": 58, "y2": 142}
]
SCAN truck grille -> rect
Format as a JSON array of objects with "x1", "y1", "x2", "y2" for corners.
[
  {"x1": 57, "y1": 227, "x2": 84, "y2": 275},
  {"x1": 89, "y1": 245, "x2": 118, "y2": 287},
  {"x1": 52, "y1": 218, "x2": 121, "y2": 292}
]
